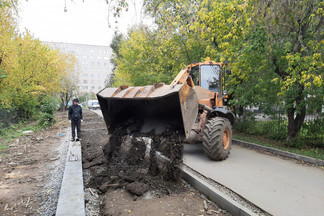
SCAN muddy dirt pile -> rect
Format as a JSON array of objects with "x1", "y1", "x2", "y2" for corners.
[
  {"x1": 81, "y1": 110, "x2": 229, "y2": 216},
  {"x1": 82, "y1": 110, "x2": 186, "y2": 196}
]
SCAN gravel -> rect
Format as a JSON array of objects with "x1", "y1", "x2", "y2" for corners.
[
  {"x1": 84, "y1": 188, "x2": 100, "y2": 216},
  {"x1": 39, "y1": 128, "x2": 70, "y2": 216}
]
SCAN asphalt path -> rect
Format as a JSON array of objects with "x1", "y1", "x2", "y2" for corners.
[{"x1": 183, "y1": 143, "x2": 324, "y2": 216}]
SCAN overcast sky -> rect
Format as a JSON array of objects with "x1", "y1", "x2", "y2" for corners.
[{"x1": 18, "y1": 0, "x2": 149, "y2": 46}]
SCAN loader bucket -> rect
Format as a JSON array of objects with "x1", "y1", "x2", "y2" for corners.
[{"x1": 97, "y1": 83, "x2": 198, "y2": 139}]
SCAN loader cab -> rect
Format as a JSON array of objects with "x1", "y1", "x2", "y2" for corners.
[{"x1": 190, "y1": 64, "x2": 222, "y2": 96}]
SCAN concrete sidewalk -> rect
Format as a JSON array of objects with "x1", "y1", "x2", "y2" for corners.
[{"x1": 184, "y1": 144, "x2": 324, "y2": 216}]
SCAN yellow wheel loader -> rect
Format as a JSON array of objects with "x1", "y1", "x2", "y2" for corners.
[{"x1": 97, "y1": 58, "x2": 234, "y2": 161}]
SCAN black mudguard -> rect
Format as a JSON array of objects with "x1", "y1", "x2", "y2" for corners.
[{"x1": 209, "y1": 106, "x2": 235, "y2": 125}]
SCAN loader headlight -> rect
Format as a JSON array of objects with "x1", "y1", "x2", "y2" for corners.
[{"x1": 223, "y1": 90, "x2": 228, "y2": 102}]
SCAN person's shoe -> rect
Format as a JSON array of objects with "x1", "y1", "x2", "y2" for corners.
[
  {"x1": 76, "y1": 137, "x2": 81, "y2": 141},
  {"x1": 71, "y1": 138, "x2": 75, "y2": 142}
]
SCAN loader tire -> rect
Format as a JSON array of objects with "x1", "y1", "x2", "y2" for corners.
[{"x1": 203, "y1": 117, "x2": 232, "y2": 161}]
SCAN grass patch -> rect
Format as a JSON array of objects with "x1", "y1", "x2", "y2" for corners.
[
  {"x1": 0, "y1": 120, "x2": 43, "y2": 154},
  {"x1": 0, "y1": 97, "x2": 59, "y2": 154},
  {"x1": 233, "y1": 132, "x2": 324, "y2": 161}
]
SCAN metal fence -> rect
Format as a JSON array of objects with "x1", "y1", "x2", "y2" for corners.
[{"x1": 236, "y1": 108, "x2": 324, "y2": 146}]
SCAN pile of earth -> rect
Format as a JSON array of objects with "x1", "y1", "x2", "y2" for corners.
[{"x1": 82, "y1": 110, "x2": 186, "y2": 197}]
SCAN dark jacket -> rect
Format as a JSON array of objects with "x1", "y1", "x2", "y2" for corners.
[{"x1": 68, "y1": 105, "x2": 83, "y2": 121}]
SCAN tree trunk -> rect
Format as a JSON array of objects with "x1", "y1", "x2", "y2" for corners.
[
  {"x1": 238, "y1": 105, "x2": 244, "y2": 117},
  {"x1": 64, "y1": 92, "x2": 69, "y2": 111},
  {"x1": 286, "y1": 82, "x2": 306, "y2": 142},
  {"x1": 59, "y1": 96, "x2": 65, "y2": 111},
  {"x1": 287, "y1": 106, "x2": 306, "y2": 141}
]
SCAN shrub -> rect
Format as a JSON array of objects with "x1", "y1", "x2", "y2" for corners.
[
  {"x1": 37, "y1": 97, "x2": 58, "y2": 128},
  {"x1": 38, "y1": 112, "x2": 56, "y2": 128},
  {"x1": 40, "y1": 97, "x2": 58, "y2": 115},
  {"x1": 299, "y1": 117, "x2": 324, "y2": 147},
  {"x1": 235, "y1": 116, "x2": 288, "y2": 139}
]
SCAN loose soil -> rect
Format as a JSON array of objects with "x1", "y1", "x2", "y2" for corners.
[
  {"x1": 82, "y1": 110, "x2": 230, "y2": 216},
  {"x1": 0, "y1": 111, "x2": 69, "y2": 216}
]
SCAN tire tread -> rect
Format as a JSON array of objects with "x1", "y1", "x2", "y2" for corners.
[{"x1": 202, "y1": 117, "x2": 232, "y2": 161}]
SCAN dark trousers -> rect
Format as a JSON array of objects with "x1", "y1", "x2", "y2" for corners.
[{"x1": 71, "y1": 119, "x2": 81, "y2": 138}]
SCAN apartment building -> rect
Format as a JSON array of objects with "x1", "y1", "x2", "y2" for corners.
[{"x1": 46, "y1": 42, "x2": 112, "y2": 93}]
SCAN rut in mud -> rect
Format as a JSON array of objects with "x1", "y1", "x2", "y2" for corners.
[{"x1": 81, "y1": 110, "x2": 229, "y2": 216}]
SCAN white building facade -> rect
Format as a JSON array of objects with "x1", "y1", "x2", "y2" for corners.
[{"x1": 47, "y1": 42, "x2": 112, "y2": 93}]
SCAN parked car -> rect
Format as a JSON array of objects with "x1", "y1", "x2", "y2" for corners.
[{"x1": 87, "y1": 100, "x2": 100, "y2": 110}]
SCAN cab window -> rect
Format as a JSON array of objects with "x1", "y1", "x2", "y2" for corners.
[
  {"x1": 190, "y1": 66, "x2": 200, "y2": 86},
  {"x1": 200, "y1": 65, "x2": 221, "y2": 93}
]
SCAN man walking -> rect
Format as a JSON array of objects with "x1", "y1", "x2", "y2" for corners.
[{"x1": 68, "y1": 98, "x2": 83, "y2": 141}]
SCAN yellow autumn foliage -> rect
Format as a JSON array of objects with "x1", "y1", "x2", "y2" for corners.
[{"x1": 0, "y1": 2, "x2": 76, "y2": 114}]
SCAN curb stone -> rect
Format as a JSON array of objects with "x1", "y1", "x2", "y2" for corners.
[
  {"x1": 180, "y1": 165, "x2": 268, "y2": 216},
  {"x1": 233, "y1": 139, "x2": 324, "y2": 166},
  {"x1": 56, "y1": 130, "x2": 85, "y2": 216}
]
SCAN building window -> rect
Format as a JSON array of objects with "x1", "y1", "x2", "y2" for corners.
[
  {"x1": 91, "y1": 80, "x2": 95, "y2": 84},
  {"x1": 91, "y1": 86, "x2": 95, "y2": 89},
  {"x1": 84, "y1": 86, "x2": 88, "y2": 89},
  {"x1": 83, "y1": 80, "x2": 88, "y2": 84},
  {"x1": 98, "y1": 86, "x2": 101, "y2": 89},
  {"x1": 104, "y1": 56, "x2": 109, "y2": 60},
  {"x1": 98, "y1": 56, "x2": 101, "y2": 59},
  {"x1": 98, "y1": 62, "x2": 101, "y2": 66},
  {"x1": 91, "y1": 74, "x2": 94, "y2": 78},
  {"x1": 83, "y1": 73, "x2": 88, "y2": 77}
]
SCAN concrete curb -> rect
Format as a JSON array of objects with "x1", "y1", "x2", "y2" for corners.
[
  {"x1": 56, "y1": 138, "x2": 85, "y2": 216},
  {"x1": 181, "y1": 165, "x2": 261, "y2": 216},
  {"x1": 233, "y1": 139, "x2": 324, "y2": 166}
]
